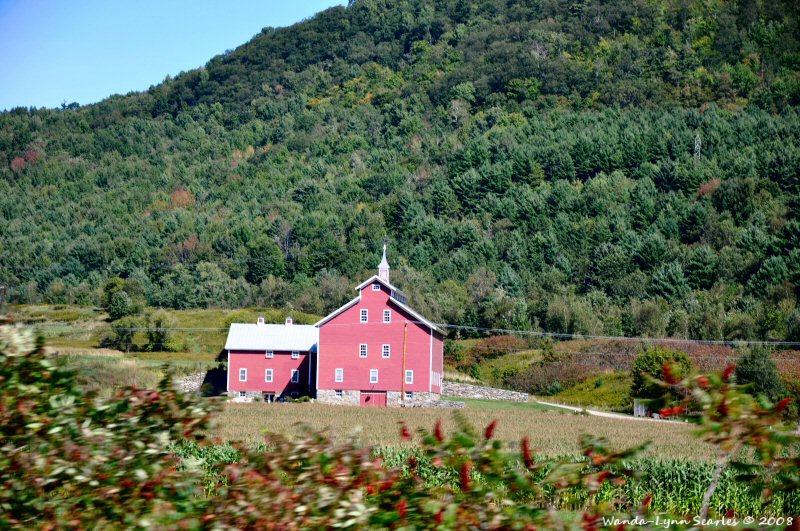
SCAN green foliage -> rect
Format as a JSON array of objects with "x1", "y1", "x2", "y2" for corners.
[
  {"x1": 146, "y1": 310, "x2": 178, "y2": 352},
  {"x1": 2, "y1": 324, "x2": 800, "y2": 526},
  {"x1": 107, "y1": 290, "x2": 135, "y2": 320},
  {"x1": 0, "y1": 324, "x2": 214, "y2": 527},
  {"x1": 735, "y1": 346, "x2": 786, "y2": 401},
  {"x1": 631, "y1": 347, "x2": 691, "y2": 399},
  {"x1": 554, "y1": 373, "x2": 633, "y2": 412},
  {"x1": 1, "y1": 0, "x2": 799, "y2": 343}
]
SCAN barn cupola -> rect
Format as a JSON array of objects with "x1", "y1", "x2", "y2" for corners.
[{"x1": 378, "y1": 243, "x2": 390, "y2": 282}]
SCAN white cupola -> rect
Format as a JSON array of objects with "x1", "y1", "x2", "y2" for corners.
[{"x1": 378, "y1": 243, "x2": 390, "y2": 282}]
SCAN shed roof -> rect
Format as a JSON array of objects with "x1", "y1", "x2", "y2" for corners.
[{"x1": 224, "y1": 323, "x2": 318, "y2": 352}]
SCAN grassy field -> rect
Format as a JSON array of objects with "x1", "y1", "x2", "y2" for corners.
[
  {"x1": 10, "y1": 304, "x2": 321, "y2": 361},
  {"x1": 552, "y1": 372, "x2": 634, "y2": 412},
  {"x1": 211, "y1": 400, "x2": 713, "y2": 460}
]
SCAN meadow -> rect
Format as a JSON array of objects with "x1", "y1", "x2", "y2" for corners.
[{"x1": 212, "y1": 400, "x2": 713, "y2": 460}]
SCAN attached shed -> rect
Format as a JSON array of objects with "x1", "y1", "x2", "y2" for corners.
[{"x1": 225, "y1": 316, "x2": 318, "y2": 402}]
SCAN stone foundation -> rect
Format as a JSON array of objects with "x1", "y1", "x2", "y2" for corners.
[
  {"x1": 316, "y1": 389, "x2": 448, "y2": 408},
  {"x1": 316, "y1": 388, "x2": 361, "y2": 406},
  {"x1": 228, "y1": 390, "x2": 263, "y2": 402}
]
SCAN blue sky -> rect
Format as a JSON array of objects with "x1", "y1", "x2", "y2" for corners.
[{"x1": 0, "y1": 0, "x2": 345, "y2": 110}]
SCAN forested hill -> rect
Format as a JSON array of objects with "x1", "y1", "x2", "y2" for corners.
[{"x1": 2, "y1": 0, "x2": 800, "y2": 341}]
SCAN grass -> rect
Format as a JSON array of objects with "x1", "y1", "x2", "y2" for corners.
[
  {"x1": 476, "y1": 349, "x2": 541, "y2": 386},
  {"x1": 443, "y1": 396, "x2": 560, "y2": 412},
  {"x1": 552, "y1": 372, "x2": 634, "y2": 412},
  {"x1": 59, "y1": 355, "x2": 164, "y2": 397},
  {"x1": 9, "y1": 304, "x2": 321, "y2": 361},
  {"x1": 211, "y1": 401, "x2": 714, "y2": 460}
]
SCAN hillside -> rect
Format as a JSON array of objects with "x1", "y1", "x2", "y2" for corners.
[{"x1": 2, "y1": 0, "x2": 800, "y2": 341}]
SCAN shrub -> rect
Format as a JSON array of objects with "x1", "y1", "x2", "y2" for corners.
[
  {"x1": 104, "y1": 315, "x2": 144, "y2": 352},
  {"x1": 107, "y1": 290, "x2": 135, "y2": 320},
  {"x1": 631, "y1": 347, "x2": 691, "y2": 399},
  {"x1": 146, "y1": 310, "x2": 177, "y2": 352},
  {"x1": 467, "y1": 335, "x2": 527, "y2": 363},
  {"x1": 0, "y1": 324, "x2": 214, "y2": 527},
  {"x1": 735, "y1": 346, "x2": 785, "y2": 401}
]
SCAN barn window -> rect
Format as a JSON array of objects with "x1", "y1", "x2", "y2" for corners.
[
  {"x1": 360, "y1": 309, "x2": 368, "y2": 323},
  {"x1": 238, "y1": 391, "x2": 246, "y2": 398},
  {"x1": 335, "y1": 390, "x2": 343, "y2": 398},
  {"x1": 291, "y1": 351, "x2": 300, "y2": 359},
  {"x1": 239, "y1": 368, "x2": 247, "y2": 382},
  {"x1": 383, "y1": 310, "x2": 391, "y2": 323},
  {"x1": 359, "y1": 344, "x2": 368, "y2": 358},
  {"x1": 266, "y1": 351, "x2": 273, "y2": 358},
  {"x1": 405, "y1": 370, "x2": 414, "y2": 384},
  {"x1": 404, "y1": 391, "x2": 413, "y2": 400},
  {"x1": 265, "y1": 369, "x2": 273, "y2": 383},
  {"x1": 291, "y1": 369, "x2": 299, "y2": 383},
  {"x1": 382, "y1": 344, "x2": 390, "y2": 358},
  {"x1": 372, "y1": 283, "x2": 380, "y2": 291},
  {"x1": 335, "y1": 368, "x2": 344, "y2": 382},
  {"x1": 370, "y1": 369, "x2": 379, "y2": 383}
]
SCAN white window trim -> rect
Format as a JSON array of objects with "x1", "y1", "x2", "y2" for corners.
[
  {"x1": 291, "y1": 369, "x2": 299, "y2": 383},
  {"x1": 335, "y1": 368, "x2": 344, "y2": 383},
  {"x1": 265, "y1": 369, "x2": 273, "y2": 383},
  {"x1": 370, "y1": 369, "x2": 379, "y2": 384},
  {"x1": 360, "y1": 309, "x2": 368, "y2": 323},
  {"x1": 383, "y1": 309, "x2": 391, "y2": 323},
  {"x1": 382, "y1": 344, "x2": 390, "y2": 358},
  {"x1": 239, "y1": 391, "x2": 246, "y2": 397},
  {"x1": 291, "y1": 351, "x2": 300, "y2": 359},
  {"x1": 266, "y1": 350, "x2": 273, "y2": 358},
  {"x1": 239, "y1": 368, "x2": 247, "y2": 382},
  {"x1": 359, "y1": 343, "x2": 368, "y2": 358},
  {"x1": 405, "y1": 370, "x2": 414, "y2": 384},
  {"x1": 372, "y1": 283, "x2": 381, "y2": 291},
  {"x1": 335, "y1": 389, "x2": 343, "y2": 397},
  {"x1": 405, "y1": 391, "x2": 413, "y2": 400}
]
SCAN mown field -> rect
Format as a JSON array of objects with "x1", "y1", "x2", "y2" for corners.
[{"x1": 211, "y1": 400, "x2": 712, "y2": 461}]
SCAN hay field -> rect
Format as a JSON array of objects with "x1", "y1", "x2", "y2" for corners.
[{"x1": 212, "y1": 401, "x2": 713, "y2": 461}]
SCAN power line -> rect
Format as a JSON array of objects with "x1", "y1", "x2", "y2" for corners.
[{"x1": 21, "y1": 320, "x2": 800, "y2": 348}]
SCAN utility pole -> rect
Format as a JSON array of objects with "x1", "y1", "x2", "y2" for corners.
[{"x1": 401, "y1": 321, "x2": 408, "y2": 403}]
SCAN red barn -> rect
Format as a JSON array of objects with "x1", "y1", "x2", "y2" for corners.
[
  {"x1": 314, "y1": 246, "x2": 445, "y2": 406},
  {"x1": 224, "y1": 247, "x2": 445, "y2": 406},
  {"x1": 225, "y1": 316, "x2": 318, "y2": 402}
]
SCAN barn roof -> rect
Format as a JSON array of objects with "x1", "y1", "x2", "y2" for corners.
[
  {"x1": 314, "y1": 290, "x2": 445, "y2": 335},
  {"x1": 387, "y1": 297, "x2": 446, "y2": 335},
  {"x1": 353, "y1": 275, "x2": 407, "y2": 299},
  {"x1": 313, "y1": 296, "x2": 360, "y2": 328},
  {"x1": 224, "y1": 323, "x2": 318, "y2": 352}
]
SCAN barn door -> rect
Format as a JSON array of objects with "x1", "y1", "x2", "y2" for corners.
[{"x1": 360, "y1": 391, "x2": 386, "y2": 407}]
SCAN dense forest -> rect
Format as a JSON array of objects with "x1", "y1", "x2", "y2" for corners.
[{"x1": 2, "y1": 0, "x2": 800, "y2": 341}]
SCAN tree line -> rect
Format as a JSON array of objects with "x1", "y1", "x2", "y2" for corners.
[{"x1": 1, "y1": 0, "x2": 799, "y2": 341}]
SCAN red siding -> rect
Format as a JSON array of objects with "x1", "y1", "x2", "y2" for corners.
[
  {"x1": 228, "y1": 350, "x2": 312, "y2": 396},
  {"x1": 317, "y1": 282, "x2": 444, "y2": 394}
]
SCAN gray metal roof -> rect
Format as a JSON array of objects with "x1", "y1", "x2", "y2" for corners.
[{"x1": 224, "y1": 323, "x2": 318, "y2": 352}]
